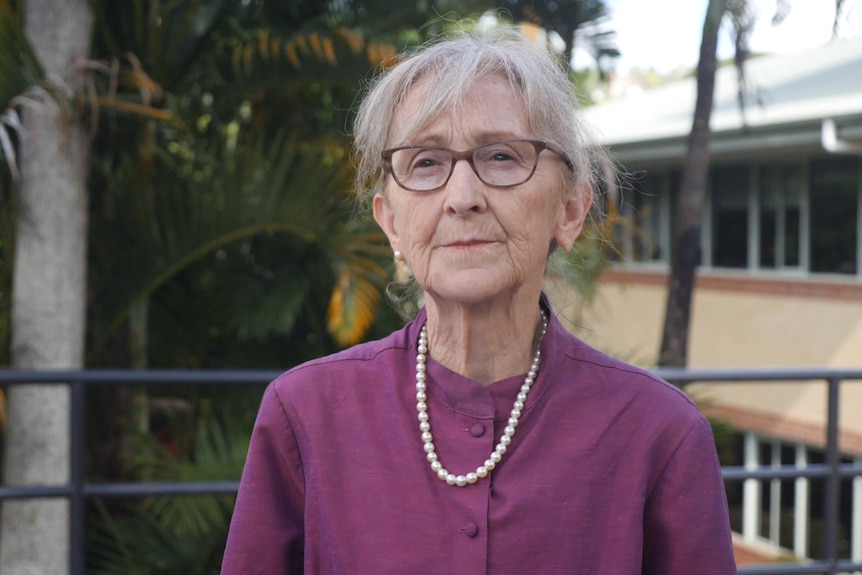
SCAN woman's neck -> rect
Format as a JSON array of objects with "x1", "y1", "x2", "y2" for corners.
[{"x1": 423, "y1": 294, "x2": 545, "y2": 386}]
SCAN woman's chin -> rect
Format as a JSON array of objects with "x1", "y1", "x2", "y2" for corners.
[{"x1": 422, "y1": 271, "x2": 527, "y2": 306}]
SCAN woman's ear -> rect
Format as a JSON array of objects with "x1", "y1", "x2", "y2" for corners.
[
  {"x1": 554, "y1": 184, "x2": 593, "y2": 253},
  {"x1": 373, "y1": 193, "x2": 400, "y2": 250}
]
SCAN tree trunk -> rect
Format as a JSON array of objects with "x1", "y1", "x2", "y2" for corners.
[
  {"x1": 657, "y1": 0, "x2": 726, "y2": 368},
  {"x1": 0, "y1": 1, "x2": 93, "y2": 573}
]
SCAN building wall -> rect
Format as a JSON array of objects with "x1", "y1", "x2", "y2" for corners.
[{"x1": 571, "y1": 267, "x2": 862, "y2": 454}]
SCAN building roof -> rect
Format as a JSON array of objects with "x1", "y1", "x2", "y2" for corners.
[{"x1": 586, "y1": 36, "x2": 862, "y2": 164}]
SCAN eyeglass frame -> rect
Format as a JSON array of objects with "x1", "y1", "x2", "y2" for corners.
[{"x1": 380, "y1": 139, "x2": 566, "y2": 192}]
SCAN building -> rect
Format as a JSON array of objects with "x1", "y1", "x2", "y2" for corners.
[{"x1": 579, "y1": 36, "x2": 862, "y2": 563}]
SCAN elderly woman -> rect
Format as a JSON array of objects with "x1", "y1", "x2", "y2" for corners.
[{"x1": 221, "y1": 29, "x2": 736, "y2": 574}]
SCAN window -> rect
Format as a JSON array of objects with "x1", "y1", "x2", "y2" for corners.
[
  {"x1": 614, "y1": 170, "x2": 673, "y2": 263},
  {"x1": 759, "y1": 166, "x2": 803, "y2": 270},
  {"x1": 810, "y1": 158, "x2": 858, "y2": 275},
  {"x1": 712, "y1": 166, "x2": 750, "y2": 268}
]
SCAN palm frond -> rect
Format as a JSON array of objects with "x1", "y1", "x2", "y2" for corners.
[
  {"x1": 90, "y1": 128, "x2": 387, "y2": 357},
  {"x1": 326, "y1": 228, "x2": 391, "y2": 345},
  {"x1": 90, "y1": 0, "x2": 236, "y2": 88},
  {"x1": 229, "y1": 26, "x2": 396, "y2": 92},
  {"x1": 0, "y1": 0, "x2": 44, "y2": 177}
]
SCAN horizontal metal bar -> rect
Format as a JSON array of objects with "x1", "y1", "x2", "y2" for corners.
[
  {"x1": 720, "y1": 463, "x2": 862, "y2": 481},
  {"x1": 2, "y1": 368, "x2": 862, "y2": 387},
  {"x1": 656, "y1": 367, "x2": 862, "y2": 383},
  {"x1": 737, "y1": 561, "x2": 862, "y2": 575},
  {"x1": 722, "y1": 464, "x2": 831, "y2": 481},
  {"x1": 0, "y1": 481, "x2": 240, "y2": 500},
  {"x1": 0, "y1": 369, "x2": 280, "y2": 386},
  {"x1": 84, "y1": 481, "x2": 241, "y2": 497},
  {"x1": 0, "y1": 485, "x2": 72, "y2": 499}
]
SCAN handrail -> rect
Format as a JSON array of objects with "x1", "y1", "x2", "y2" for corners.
[{"x1": 1, "y1": 368, "x2": 861, "y2": 575}]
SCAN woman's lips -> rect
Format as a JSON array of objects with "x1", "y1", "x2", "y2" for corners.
[{"x1": 444, "y1": 239, "x2": 494, "y2": 248}]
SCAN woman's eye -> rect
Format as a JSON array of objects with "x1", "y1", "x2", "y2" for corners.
[
  {"x1": 410, "y1": 150, "x2": 448, "y2": 170},
  {"x1": 414, "y1": 157, "x2": 439, "y2": 168}
]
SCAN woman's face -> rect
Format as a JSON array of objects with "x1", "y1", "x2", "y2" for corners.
[{"x1": 373, "y1": 75, "x2": 590, "y2": 307}]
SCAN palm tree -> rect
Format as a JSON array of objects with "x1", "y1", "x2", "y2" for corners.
[{"x1": 0, "y1": 0, "x2": 94, "y2": 572}]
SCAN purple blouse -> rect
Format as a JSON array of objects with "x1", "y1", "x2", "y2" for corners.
[{"x1": 221, "y1": 307, "x2": 736, "y2": 574}]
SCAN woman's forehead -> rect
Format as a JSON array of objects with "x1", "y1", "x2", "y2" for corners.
[{"x1": 388, "y1": 74, "x2": 530, "y2": 147}]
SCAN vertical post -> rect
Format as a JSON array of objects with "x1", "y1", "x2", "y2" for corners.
[
  {"x1": 770, "y1": 439, "x2": 782, "y2": 547},
  {"x1": 70, "y1": 378, "x2": 85, "y2": 575},
  {"x1": 823, "y1": 377, "x2": 840, "y2": 574},
  {"x1": 743, "y1": 432, "x2": 762, "y2": 542},
  {"x1": 853, "y1": 456, "x2": 861, "y2": 575},
  {"x1": 794, "y1": 444, "x2": 809, "y2": 558}
]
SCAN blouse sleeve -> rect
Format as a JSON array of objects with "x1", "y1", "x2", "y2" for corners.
[
  {"x1": 642, "y1": 416, "x2": 737, "y2": 574},
  {"x1": 221, "y1": 383, "x2": 305, "y2": 574}
]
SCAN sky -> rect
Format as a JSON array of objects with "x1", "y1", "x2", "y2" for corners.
[{"x1": 591, "y1": 0, "x2": 862, "y2": 74}]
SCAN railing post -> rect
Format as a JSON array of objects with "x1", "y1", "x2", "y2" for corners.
[
  {"x1": 794, "y1": 444, "x2": 810, "y2": 558},
  {"x1": 853, "y1": 456, "x2": 861, "y2": 575},
  {"x1": 69, "y1": 378, "x2": 85, "y2": 575},
  {"x1": 770, "y1": 439, "x2": 782, "y2": 547},
  {"x1": 823, "y1": 377, "x2": 840, "y2": 574},
  {"x1": 744, "y1": 432, "x2": 762, "y2": 542}
]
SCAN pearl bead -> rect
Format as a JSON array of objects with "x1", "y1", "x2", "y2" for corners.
[{"x1": 416, "y1": 309, "x2": 547, "y2": 487}]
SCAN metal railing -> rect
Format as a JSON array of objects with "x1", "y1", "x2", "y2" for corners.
[{"x1": 0, "y1": 367, "x2": 860, "y2": 575}]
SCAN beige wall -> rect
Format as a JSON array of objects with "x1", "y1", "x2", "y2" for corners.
[{"x1": 570, "y1": 267, "x2": 862, "y2": 454}]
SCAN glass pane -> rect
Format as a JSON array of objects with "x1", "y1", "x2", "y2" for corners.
[
  {"x1": 810, "y1": 158, "x2": 858, "y2": 274},
  {"x1": 759, "y1": 165, "x2": 804, "y2": 269},
  {"x1": 712, "y1": 166, "x2": 750, "y2": 268}
]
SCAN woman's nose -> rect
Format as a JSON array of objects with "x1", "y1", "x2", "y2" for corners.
[{"x1": 442, "y1": 160, "x2": 488, "y2": 215}]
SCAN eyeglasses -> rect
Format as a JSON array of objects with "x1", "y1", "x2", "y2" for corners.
[{"x1": 381, "y1": 139, "x2": 562, "y2": 192}]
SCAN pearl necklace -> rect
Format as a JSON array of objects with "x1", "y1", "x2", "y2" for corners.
[{"x1": 415, "y1": 310, "x2": 548, "y2": 487}]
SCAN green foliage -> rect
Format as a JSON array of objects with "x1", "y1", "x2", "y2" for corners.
[{"x1": 87, "y1": 390, "x2": 257, "y2": 575}]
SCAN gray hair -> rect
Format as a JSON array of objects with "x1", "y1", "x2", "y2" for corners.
[{"x1": 352, "y1": 26, "x2": 604, "y2": 207}]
